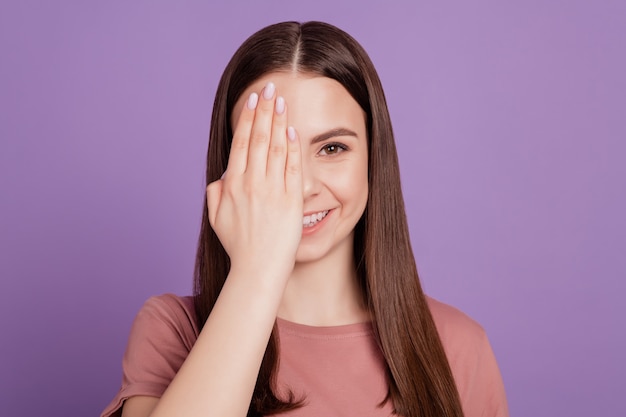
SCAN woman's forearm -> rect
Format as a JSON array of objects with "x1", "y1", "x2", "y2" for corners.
[{"x1": 148, "y1": 268, "x2": 287, "y2": 417}]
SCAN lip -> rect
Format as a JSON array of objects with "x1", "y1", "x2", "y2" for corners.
[{"x1": 301, "y1": 209, "x2": 333, "y2": 236}]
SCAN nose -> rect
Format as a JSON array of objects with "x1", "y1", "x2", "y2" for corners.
[{"x1": 301, "y1": 156, "x2": 321, "y2": 200}]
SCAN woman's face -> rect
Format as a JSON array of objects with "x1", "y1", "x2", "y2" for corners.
[{"x1": 231, "y1": 72, "x2": 369, "y2": 264}]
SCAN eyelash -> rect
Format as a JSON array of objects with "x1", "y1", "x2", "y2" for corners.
[{"x1": 318, "y1": 142, "x2": 348, "y2": 156}]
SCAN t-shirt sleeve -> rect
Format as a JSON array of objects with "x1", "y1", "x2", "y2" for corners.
[
  {"x1": 428, "y1": 297, "x2": 509, "y2": 417},
  {"x1": 101, "y1": 294, "x2": 198, "y2": 417}
]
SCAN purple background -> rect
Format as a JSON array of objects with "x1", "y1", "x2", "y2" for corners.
[{"x1": 1, "y1": 1, "x2": 624, "y2": 416}]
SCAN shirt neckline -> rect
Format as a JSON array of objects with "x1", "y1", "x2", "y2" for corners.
[{"x1": 276, "y1": 317, "x2": 374, "y2": 339}]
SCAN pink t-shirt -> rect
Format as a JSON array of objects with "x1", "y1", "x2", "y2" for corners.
[{"x1": 101, "y1": 294, "x2": 508, "y2": 417}]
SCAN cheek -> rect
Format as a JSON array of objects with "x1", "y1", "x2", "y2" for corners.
[{"x1": 327, "y1": 162, "x2": 369, "y2": 209}]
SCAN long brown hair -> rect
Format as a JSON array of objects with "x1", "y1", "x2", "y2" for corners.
[{"x1": 194, "y1": 21, "x2": 464, "y2": 417}]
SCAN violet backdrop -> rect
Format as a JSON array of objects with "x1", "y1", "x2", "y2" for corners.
[{"x1": 1, "y1": 1, "x2": 624, "y2": 416}]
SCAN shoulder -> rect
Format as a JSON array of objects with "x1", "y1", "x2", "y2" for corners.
[
  {"x1": 425, "y1": 295, "x2": 491, "y2": 372},
  {"x1": 124, "y1": 294, "x2": 199, "y2": 369},
  {"x1": 426, "y1": 296, "x2": 487, "y2": 351},
  {"x1": 426, "y1": 296, "x2": 510, "y2": 417},
  {"x1": 101, "y1": 294, "x2": 199, "y2": 417},
  {"x1": 136, "y1": 294, "x2": 197, "y2": 327},
  {"x1": 130, "y1": 293, "x2": 199, "y2": 347}
]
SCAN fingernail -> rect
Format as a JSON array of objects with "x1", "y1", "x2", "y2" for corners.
[
  {"x1": 263, "y1": 82, "x2": 275, "y2": 100},
  {"x1": 220, "y1": 171, "x2": 226, "y2": 180},
  {"x1": 287, "y1": 126, "x2": 296, "y2": 141},
  {"x1": 275, "y1": 96, "x2": 285, "y2": 114},
  {"x1": 247, "y1": 92, "x2": 258, "y2": 110}
]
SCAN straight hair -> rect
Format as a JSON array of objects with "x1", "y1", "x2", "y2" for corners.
[{"x1": 194, "y1": 21, "x2": 464, "y2": 417}]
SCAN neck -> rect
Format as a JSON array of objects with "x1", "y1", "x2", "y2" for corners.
[{"x1": 278, "y1": 238, "x2": 370, "y2": 326}]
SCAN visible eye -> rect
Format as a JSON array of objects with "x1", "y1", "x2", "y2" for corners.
[{"x1": 319, "y1": 142, "x2": 348, "y2": 156}]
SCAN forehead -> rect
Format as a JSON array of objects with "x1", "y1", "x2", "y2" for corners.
[{"x1": 231, "y1": 72, "x2": 366, "y2": 139}]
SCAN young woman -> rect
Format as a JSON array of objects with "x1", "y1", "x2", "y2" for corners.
[{"x1": 102, "y1": 21, "x2": 509, "y2": 417}]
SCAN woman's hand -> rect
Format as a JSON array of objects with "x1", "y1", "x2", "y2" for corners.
[{"x1": 206, "y1": 82, "x2": 303, "y2": 282}]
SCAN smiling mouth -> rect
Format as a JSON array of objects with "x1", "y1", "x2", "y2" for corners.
[{"x1": 302, "y1": 210, "x2": 330, "y2": 228}]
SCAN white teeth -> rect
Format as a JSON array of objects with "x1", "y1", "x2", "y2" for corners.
[{"x1": 302, "y1": 210, "x2": 329, "y2": 227}]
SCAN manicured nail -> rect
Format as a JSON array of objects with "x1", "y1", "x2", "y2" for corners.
[
  {"x1": 287, "y1": 126, "x2": 296, "y2": 141},
  {"x1": 220, "y1": 171, "x2": 226, "y2": 180},
  {"x1": 275, "y1": 96, "x2": 285, "y2": 114},
  {"x1": 263, "y1": 82, "x2": 275, "y2": 100},
  {"x1": 247, "y1": 92, "x2": 258, "y2": 110}
]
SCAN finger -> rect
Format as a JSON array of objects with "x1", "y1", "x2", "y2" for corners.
[
  {"x1": 227, "y1": 92, "x2": 258, "y2": 175},
  {"x1": 246, "y1": 82, "x2": 276, "y2": 176},
  {"x1": 285, "y1": 126, "x2": 302, "y2": 195},
  {"x1": 266, "y1": 95, "x2": 288, "y2": 182},
  {"x1": 206, "y1": 180, "x2": 223, "y2": 227}
]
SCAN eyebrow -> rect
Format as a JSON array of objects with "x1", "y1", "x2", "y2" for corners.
[{"x1": 310, "y1": 128, "x2": 359, "y2": 145}]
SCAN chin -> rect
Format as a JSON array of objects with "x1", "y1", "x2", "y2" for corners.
[
  {"x1": 293, "y1": 229, "x2": 355, "y2": 266},
  {"x1": 294, "y1": 245, "x2": 329, "y2": 265}
]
